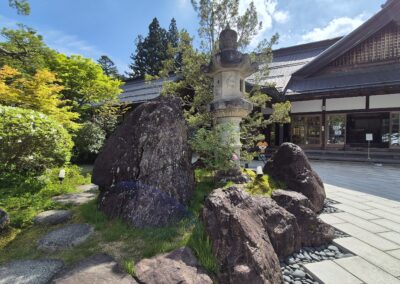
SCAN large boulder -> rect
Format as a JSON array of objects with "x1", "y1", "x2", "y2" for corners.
[
  {"x1": 272, "y1": 190, "x2": 335, "y2": 247},
  {"x1": 264, "y1": 143, "x2": 326, "y2": 212},
  {"x1": 92, "y1": 96, "x2": 194, "y2": 205},
  {"x1": 0, "y1": 208, "x2": 9, "y2": 231},
  {"x1": 202, "y1": 186, "x2": 284, "y2": 284},
  {"x1": 135, "y1": 247, "x2": 213, "y2": 284},
  {"x1": 98, "y1": 181, "x2": 188, "y2": 228}
]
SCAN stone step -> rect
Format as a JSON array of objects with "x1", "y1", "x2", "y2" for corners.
[
  {"x1": 303, "y1": 259, "x2": 362, "y2": 284},
  {"x1": 334, "y1": 256, "x2": 400, "y2": 284},
  {"x1": 334, "y1": 237, "x2": 400, "y2": 277},
  {"x1": 52, "y1": 192, "x2": 97, "y2": 206}
]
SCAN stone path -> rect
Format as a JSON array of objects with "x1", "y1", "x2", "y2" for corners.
[
  {"x1": 0, "y1": 259, "x2": 64, "y2": 284},
  {"x1": 305, "y1": 184, "x2": 400, "y2": 284}
]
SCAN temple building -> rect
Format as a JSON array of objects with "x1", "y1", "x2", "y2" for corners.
[
  {"x1": 255, "y1": 0, "x2": 400, "y2": 151},
  {"x1": 119, "y1": 0, "x2": 400, "y2": 156}
]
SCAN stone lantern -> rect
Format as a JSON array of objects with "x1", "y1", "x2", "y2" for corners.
[{"x1": 203, "y1": 26, "x2": 258, "y2": 161}]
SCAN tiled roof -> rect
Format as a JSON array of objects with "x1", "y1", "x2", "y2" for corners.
[
  {"x1": 119, "y1": 77, "x2": 175, "y2": 104},
  {"x1": 247, "y1": 38, "x2": 341, "y2": 92}
]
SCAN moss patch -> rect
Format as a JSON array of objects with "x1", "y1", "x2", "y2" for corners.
[{"x1": 243, "y1": 168, "x2": 283, "y2": 196}]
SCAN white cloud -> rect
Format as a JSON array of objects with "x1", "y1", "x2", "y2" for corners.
[
  {"x1": 239, "y1": 0, "x2": 290, "y2": 47},
  {"x1": 42, "y1": 29, "x2": 103, "y2": 59},
  {"x1": 301, "y1": 13, "x2": 369, "y2": 43}
]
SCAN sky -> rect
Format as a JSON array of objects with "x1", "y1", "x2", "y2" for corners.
[{"x1": 0, "y1": 0, "x2": 385, "y2": 74}]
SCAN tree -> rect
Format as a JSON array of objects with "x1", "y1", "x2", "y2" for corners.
[
  {"x1": 51, "y1": 53, "x2": 123, "y2": 117},
  {"x1": 0, "y1": 65, "x2": 79, "y2": 131},
  {"x1": 190, "y1": 0, "x2": 261, "y2": 52},
  {"x1": 159, "y1": 0, "x2": 290, "y2": 161},
  {"x1": 97, "y1": 55, "x2": 120, "y2": 78},
  {"x1": 8, "y1": 0, "x2": 30, "y2": 15},
  {"x1": 128, "y1": 18, "x2": 169, "y2": 79},
  {"x1": 0, "y1": 26, "x2": 54, "y2": 75}
]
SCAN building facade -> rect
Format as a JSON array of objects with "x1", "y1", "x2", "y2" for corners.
[{"x1": 259, "y1": 0, "x2": 400, "y2": 150}]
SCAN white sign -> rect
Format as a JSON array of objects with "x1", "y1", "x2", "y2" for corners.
[{"x1": 366, "y1": 133, "x2": 373, "y2": 141}]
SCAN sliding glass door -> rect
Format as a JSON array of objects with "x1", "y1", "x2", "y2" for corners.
[
  {"x1": 291, "y1": 115, "x2": 321, "y2": 146},
  {"x1": 391, "y1": 112, "x2": 400, "y2": 148}
]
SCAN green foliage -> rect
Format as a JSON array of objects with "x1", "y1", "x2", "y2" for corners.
[
  {"x1": 97, "y1": 55, "x2": 120, "y2": 79},
  {"x1": 8, "y1": 0, "x2": 30, "y2": 15},
  {"x1": 73, "y1": 122, "x2": 106, "y2": 161},
  {"x1": 190, "y1": 125, "x2": 236, "y2": 172},
  {"x1": 128, "y1": 18, "x2": 174, "y2": 79},
  {"x1": 0, "y1": 165, "x2": 90, "y2": 230},
  {"x1": 123, "y1": 259, "x2": 136, "y2": 276},
  {"x1": 51, "y1": 53, "x2": 123, "y2": 116},
  {"x1": 0, "y1": 106, "x2": 73, "y2": 175},
  {"x1": 0, "y1": 26, "x2": 54, "y2": 75},
  {"x1": 191, "y1": 0, "x2": 261, "y2": 52}
]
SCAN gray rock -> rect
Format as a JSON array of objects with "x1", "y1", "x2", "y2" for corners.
[
  {"x1": 98, "y1": 181, "x2": 188, "y2": 228},
  {"x1": 328, "y1": 245, "x2": 339, "y2": 252},
  {"x1": 93, "y1": 96, "x2": 195, "y2": 205},
  {"x1": 135, "y1": 247, "x2": 212, "y2": 284},
  {"x1": 292, "y1": 270, "x2": 306, "y2": 278},
  {"x1": 272, "y1": 190, "x2": 335, "y2": 248},
  {"x1": 34, "y1": 210, "x2": 72, "y2": 225},
  {"x1": 37, "y1": 224, "x2": 94, "y2": 252},
  {"x1": 0, "y1": 208, "x2": 9, "y2": 231},
  {"x1": 52, "y1": 193, "x2": 97, "y2": 206},
  {"x1": 202, "y1": 186, "x2": 284, "y2": 284},
  {"x1": 76, "y1": 184, "x2": 99, "y2": 193},
  {"x1": 264, "y1": 143, "x2": 326, "y2": 212},
  {"x1": 52, "y1": 254, "x2": 136, "y2": 284},
  {"x1": 0, "y1": 259, "x2": 64, "y2": 284}
]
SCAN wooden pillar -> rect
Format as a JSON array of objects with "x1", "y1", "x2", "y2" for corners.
[{"x1": 321, "y1": 98, "x2": 326, "y2": 150}]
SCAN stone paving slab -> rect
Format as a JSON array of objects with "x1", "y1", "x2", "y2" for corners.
[
  {"x1": 331, "y1": 212, "x2": 390, "y2": 233},
  {"x1": 387, "y1": 249, "x2": 400, "y2": 260},
  {"x1": 34, "y1": 210, "x2": 72, "y2": 226},
  {"x1": 334, "y1": 256, "x2": 400, "y2": 284},
  {"x1": 331, "y1": 204, "x2": 379, "y2": 220},
  {"x1": 379, "y1": 232, "x2": 400, "y2": 245},
  {"x1": 367, "y1": 209, "x2": 400, "y2": 223},
  {"x1": 364, "y1": 201, "x2": 400, "y2": 212},
  {"x1": 303, "y1": 259, "x2": 363, "y2": 284},
  {"x1": 0, "y1": 259, "x2": 64, "y2": 284},
  {"x1": 319, "y1": 214, "x2": 346, "y2": 225},
  {"x1": 37, "y1": 224, "x2": 94, "y2": 252},
  {"x1": 334, "y1": 237, "x2": 400, "y2": 277},
  {"x1": 76, "y1": 184, "x2": 99, "y2": 193},
  {"x1": 52, "y1": 192, "x2": 97, "y2": 206},
  {"x1": 328, "y1": 196, "x2": 374, "y2": 210},
  {"x1": 371, "y1": 219, "x2": 400, "y2": 233},
  {"x1": 334, "y1": 223, "x2": 399, "y2": 251}
]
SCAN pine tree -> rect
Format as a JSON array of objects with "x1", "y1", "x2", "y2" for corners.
[
  {"x1": 97, "y1": 55, "x2": 120, "y2": 78},
  {"x1": 127, "y1": 18, "x2": 169, "y2": 79}
]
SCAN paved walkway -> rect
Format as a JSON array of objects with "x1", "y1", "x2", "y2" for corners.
[
  {"x1": 312, "y1": 161, "x2": 400, "y2": 202},
  {"x1": 305, "y1": 184, "x2": 400, "y2": 284}
]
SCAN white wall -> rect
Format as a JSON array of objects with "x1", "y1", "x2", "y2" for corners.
[
  {"x1": 370, "y1": 94, "x2": 400, "y2": 109},
  {"x1": 326, "y1": 97, "x2": 366, "y2": 111},
  {"x1": 291, "y1": 99, "x2": 322, "y2": 113}
]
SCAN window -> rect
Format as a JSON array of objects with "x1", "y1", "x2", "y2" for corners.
[
  {"x1": 327, "y1": 114, "x2": 346, "y2": 145},
  {"x1": 391, "y1": 112, "x2": 400, "y2": 148},
  {"x1": 291, "y1": 115, "x2": 321, "y2": 145}
]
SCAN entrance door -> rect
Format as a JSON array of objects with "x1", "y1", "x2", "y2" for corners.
[
  {"x1": 346, "y1": 113, "x2": 390, "y2": 148},
  {"x1": 326, "y1": 114, "x2": 346, "y2": 146}
]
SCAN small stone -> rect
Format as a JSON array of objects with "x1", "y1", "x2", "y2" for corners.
[
  {"x1": 292, "y1": 269, "x2": 306, "y2": 278},
  {"x1": 328, "y1": 245, "x2": 339, "y2": 252},
  {"x1": 310, "y1": 254, "x2": 320, "y2": 261},
  {"x1": 283, "y1": 275, "x2": 292, "y2": 282},
  {"x1": 291, "y1": 264, "x2": 300, "y2": 269}
]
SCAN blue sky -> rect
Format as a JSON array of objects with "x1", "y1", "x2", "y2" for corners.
[{"x1": 0, "y1": 0, "x2": 384, "y2": 74}]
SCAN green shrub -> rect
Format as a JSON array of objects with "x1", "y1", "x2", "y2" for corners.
[
  {"x1": 0, "y1": 105, "x2": 73, "y2": 175},
  {"x1": 244, "y1": 169, "x2": 282, "y2": 196},
  {"x1": 73, "y1": 121, "x2": 106, "y2": 162}
]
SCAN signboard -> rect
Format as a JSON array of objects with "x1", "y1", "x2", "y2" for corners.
[{"x1": 366, "y1": 133, "x2": 373, "y2": 141}]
